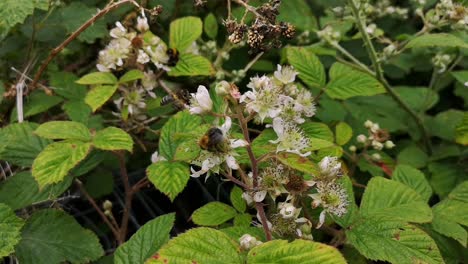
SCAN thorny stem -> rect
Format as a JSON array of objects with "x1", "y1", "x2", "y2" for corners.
[
  {"x1": 331, "y1": 43, "x2": 375, "y2": 76},
  {"x1": 236, "y1": 105, "x2": 272, "y2": 241},
  {"x1": 116, "y1": 151, "x2": 133, "y2": 244},
  {"x1": 347, "y1": 0, "x2": 432, "y2": 155},
  {"x1": 30, "y1": 0, "x2": 140, "y2": 91},
  {"x1": 74, "y1": 180, "x2": 121, "y2": 241}
]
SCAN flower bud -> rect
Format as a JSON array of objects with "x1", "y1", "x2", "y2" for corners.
[
  {"x1": 372, "y1": 140, "x2": 384, "y2": 150},
  {"x1": 349, "y1": 145, "x2": 357, "y2": 152},
  {"x1": 371, "y1": 153, "x2": 381, "y2": 161},
  {"x1": 384, "y1": 140, "x2": 395, "y2": 149},
  {"x1": 364, "y1": 120, "x2": 373, "y2": 128},
  {"x1": 103, "y1": 200, "x2": 113, "y2": 211},
  {"x1": 279, "y1": 203, "x2": 297, "y2": 219},
  {"x1": 215, "y1": 81, "x2": 230, "y2": 96},
  {"x1": 357, "y1": 134, "x2": 367, "y2": 143},
  {"x1": 239, "y1": 234, "x2": 262, "y2": 250}
]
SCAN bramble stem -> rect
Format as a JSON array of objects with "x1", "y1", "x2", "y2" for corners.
[
  {"x1": 116, "y1": 151, "x2": 133, "y2": 244},
  {"x1": 347, "y1": 0, "x2": 432, "y2": 154}
]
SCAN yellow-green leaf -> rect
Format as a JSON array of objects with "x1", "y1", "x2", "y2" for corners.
[
  {"x1": 192, "y1": 202, "x2": 237, "y2": 226},
  {"x1": 119, "y1": 69, "x2": 144, "y2": 83},
  {"x1": 167, "y1": 53, "x2": 214, "y2": 77},
  {"x1": 335, "y1": 122, "x2": 353, "y2": 145},
  {"x1": 93, "y1": 127, "x2": 133, "y2": 152},
  {"x1": 85, "y1": 84, "x2": 118, "y2": 112},
  {"x1": 147, "y1": 161, "x2": 189, "y2": 201},
  {"x1": 287, "y1": 46, "x2": 325, "y2": 88},
  {"x1": 169, "y1": 16, "x2": 203, "y2": 51},
  {"x1": 76, "y1": 72, "x2": 117, "y2": 85},
  {"x1": 35, "y1": 121, "x2": 91, "y2": 141},
  {"x1": 0, "y1": 203, "x2": 24, "y2": 258}
]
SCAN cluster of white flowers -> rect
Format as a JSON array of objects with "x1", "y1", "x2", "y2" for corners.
[
  {"x1": 432, "y1": 53, "x2": 454, "y2": 73},
  {"x1": 352, "y1": 120, "x2": 394, "y2": 156},
  {"x1": 240, "y1": 65, "x2": 316, "y2": 157},
  {"x1": 316, "y1": 25, "x2": 341, "y2": 45},
  {"x1": 310, "y1": 181, "x2": 348, "y2": 229},
  {"x1": 428, "y1": 0, "x2": 468, "y2": 30},
  {"x1": 96, "y1": 11, "x2": 170, "y2": 72}
]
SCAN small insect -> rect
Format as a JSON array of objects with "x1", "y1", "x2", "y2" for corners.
[
  {"x1": 199, "y1": 127, "x2": 226, "y2": 153},
  {"x1": 161, "y1": 89, "x2": 190, "y2": 110},
  {"x1": 166, "y1": 48, "x2": 180, "y2": 66}
]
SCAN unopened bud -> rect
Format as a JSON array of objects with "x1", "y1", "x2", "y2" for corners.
[
  {"x1": 103, "y1": 200, "x2": 113, "y2": 211},
  {"x1": 371, "y1": 153, "x2": 381, "y2": 161},
  {"x1": 215, "y1": 81, "x2": 230, "y2": 96},
  {"x1": 357, "y1": 134, "x2": 367, "y2": 143},
  {"x1": 384, "y1": 140, "x2": 395, "y2": 149},
  {"x1": 349, "y1": 145, "x2": 357, "y2": 152}
]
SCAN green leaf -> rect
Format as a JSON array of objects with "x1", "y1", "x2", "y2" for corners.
[
  {"x1": 167, "y1": 53, "x2": 215, "y2": 77},
  {"x1": 221, "y1": 226, "x2": 266, "y2": 242},
  {"x1": 159, "y1": 111, "x2": 202, "y2": 160},
  {"x1": 49, "y1": 71, "x2": 87, "y2": 100},
  {"x1": 286, "y1": 47, "x2": 325, "y2": 88},
  {"x1": 0, "y1": 203, "x2": 24, "y2": 258},
  {"x1": 114, "y1": 214, "x2": 175, "y2": 264},
  {"x1": 0, "y1": 122, "x2": 51, "y2": 167},
  {"x1": 63, "y1": 100, "x2": 92, "y2": 124},
  {"x1": 275, "y1": 152, "x2": 319, "y2": 175},
  {"x1": 392, "y1": 165, "x2": 432, "y2": 202},
  {"x1": 85, "y1": 84, "x2": 118, "y2": 112},
  {"x1": 35, "y1": 121, "x2": 92, "y2": 141},
  {"x1": 15, "y1": 209, "x2": 104, "y2": 264},
  {"x1": 452, "y1": 71, "x2": 468, "y2": 85},
  {"x1": 429, "y1": 161, "x2": 466, "y2": 198},
  {"x1": 233, "y1": 214, "x2": 252, "y2": 227},
  {"x1": 248, "y1": 240, "x2": 346, "y2": 264},
  {"x1": 455, "y1": 112, "x2": 468, "y2": 145},
  {"x1": 346, "y1": 217, "x2": 443, "y2": 264},
  {"x1": 93, "y1": 127, "x2": 133, "y2": 152},
  {"x1": 84, "y1": 170, "x2": 114, "y2": 198},
  {"x1": 192, "y1": 202, "x2": 237, "y2": 226},
  {"x1": 335, "y1": 122, "x2": 352, "y2": 145},
  {"x1": 204, "y1": 13, "x2": 218, "y2": 39},
  {"x1": 230, "y1": 186, "x2": 246, "y2": 213},
  {"x1": 277, "y1": 0, "x2": 317, "y2": 31},
  {"x1": 147, "y1": 228, "x2": 243, "y2": 264},
  {"x1": 32, "y1": 141, "x2": 92, "y2": 188},
  {"x1": 119, "y1": 69, "x2": 144, "y2": 83},
  {"x1": 60, "y1": 2, "x2": 107, "y2": 43},
  {"x1": 406, "y1": 33, "x2": 468, "y2": 49},
  {"x1": 0, "y1": 172, "x2": 72, "y2": 210},
  {"x1": 397, "y1": 145, "x2": 428, "y2": 169},
  {"x1": 431, "y1": 181, "x2": 468, "y2": 246},
  {"x1": 360, "y1": 177, "x2": 432, "y2": 223},
  {"x1": 326, "y1": 63, "x2": 386, "y2": 99},
  {"x1": 395, "y1": 86, "x2": 439, "y2": 112},
  {"x1": 169, "y1": 16, "x2": 203, "y2": 51},
  {"x1": 0, "y1": 0, "x2": 34, "y2": 39},
  {"x1": 301, "y1": 122, "x2": 335, "y2": 150},
  {"x1": 11, "y1": 91, "x2": 63, "y2": 122},
  {"x1": 173, "y1": 139, "x2": 200, "y2": 162},
  {"x1": 428, "y1": 109, "x2": 464, "y2": 142},
  {"x1": 77, "y1": 72, "x2": 117, "y2": 85},
  {"x1": 147, "y1": 161, "x2": 189, "y2": 201}
]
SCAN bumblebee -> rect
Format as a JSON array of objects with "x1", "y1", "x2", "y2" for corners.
[
  {"x1": 161, "y1": 89, "x2": 190, "y2": 110},
  {"x1": 199, "y1": 127, "x2": 227, "y2": 153},
  {"x1": 166, "y1": 48, "x2": 180, "y2": 66}
]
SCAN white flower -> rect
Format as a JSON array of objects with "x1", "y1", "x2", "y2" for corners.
[
  {"x1": 294, "y1": 89, "x2": 316, "y2": 117},
  {"x1": 384, "y1": 140, "x2": 395, "y2": 149},
  {"x1": 318, "y1": 156, "x2": 342, "y2": 179},
  {"x1": 279, "y1": 203, "x2": 298, "y2": 219},
  {"x1": 270, "y1": 118, "x2": 311, "y2": 157},
  {"x1": 309, "y1": 181, "x2": 348, "y2": 229},
  {"x1": 145, "y1": 44, "x2": 170, "y2": 71},
  {"x1": 370, "y1": 123, "x2": 380, "y2": 133},
  {"x1": 136, "y1": 11, "x2": 149, "y2": 32},
  {"x1": 240, "y1": 76, "x2": 283, "y2": 122},
  {"x1": 274, "y1": 65, "x2": 298, "y2": 84},
  {"x1": 356, "y1": 134, "x2": 367, "y2": 143},
  {"x1": 151, "y1": 151, "x2": 167, "y2": 163},
  {"x1": 253, "y1": 190, "x2": 267, "y2": 202},
  {"x1": 189, "y1": 85, "x2": 213, "y2": 114},
  {"x1": 185, "y1": 41, "x2": 200, "y2": 55},
  {"x1": 242, "y1": 192, "x2": 253, "y2": 205},
  {"x1": 110, "y1": 21, "x2": 127, "y2": 38},
  {"x1": 137, "y1": 49, "x2": 150, "y2": 64},
  {"x1": 239, "y1": 234, "x2": 262, "y2": 250},
  {"x1": 190, "y1": 155, "x2": 222, "y2": 178},
  {"x1": 141, "y1": 70, "x2": 157, "y2": 97}
]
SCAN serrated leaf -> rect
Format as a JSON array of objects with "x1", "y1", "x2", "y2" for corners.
[
  {"x1": 395, "y1": 86, "x2": 439, "y2": 112},
  {"x1": 431, "y1": 209, "x2": 467, "y2": 247},
  {"x1": 455, "y1": 112, "x2": 468, "y2": 145},
  {"x1": 173, "y1": 139, "x2": 200, "y2": 162},
  {"x1": 397, "y1": 145, "x2": 428, "y2": 169},
  {"x1": 406, "y1": 33, "x2": 468, "y2": 49},
  {"x1": 60, "y1": 2, "x2": 107, "y2": 43},
  {"x1": 248, "y1": 239, "x2": 346, "y2": 264},
  {"x1": 0, "y1": 172, "x2": 72, "y2": 210},
  {"x1": 286, "y1": 47, "x2": 325, "y2": 88},
  {"x1": 147, "y1": 161, "x2": 189, "y2": 201},
  {"x1": 11, "y1": 91, "x2": 63, "y2": 122},
  {"x1": 360, "y1": 177, "x2": 432, "y2": 223},
  {"x1": 49, "y1": 71, "x2": 87, "y2": 100},
  {"x1": 169, "y1": 16, "x2": 203, "y2": 51},
  {"x1": 301, "y1": 122, "x2": 335, "y2": 150},
  {"x1": 221, "y1": 226, "x2": 266, "y2": 242},
  {"x1": 204, "y1": 13, "x2": 218, "y2": 39},
  {"x1": 346, "y1": 217, "x2": 443, "y2": 264},
  {"x1": 35, "y1": 121, "x2": 92, "y2": 141},
  {"x1": 77, "y1": 72, "x2": 117, "y2": 85},
  {"x1": 230, "y1": 186, "x2": 246, "y2": 213},
  {"x1": 119, "y1": 69, "x2": 144, "y2": 83},
  {"x1": 0, "y1": 0, "x2": 34, "y2": 39},
  {"x1": 233, "y1": 214, "x2": 252, "y2": 227},
  {"x1": 32, "y1": 141, "x2": 92, "y2": 188},
  {"x1": 114, "y1": 214, "x2": 175, "y2": 264},
  {"x1": 0, "y1": 203, "x2": 24, "y2": 258},
  {"x1": 428, "y1": 109, "x2": 464, "y2": 142},
  {"x1": 159, "y1": 111, "x2": 202, "y2": 160},
  {"x1": 146, "y1": 228, "x2": 243, "y2": 264},
  {"x1": 429, "y1": 161, "x2": 466, "y2": 198},
  {"x1": 167, "y1": 53, "x2": 214, "y2": 77},
  {"x1": 392, "y1": 165, "x2": 432, "y2": 202},
  {"x1": 275, "y1": 152, "x2": 319, "y2": 175},
  {"x1": 326, "y1": 63, "x2": 386, "y2": 99},
  {"x1": 192, "y1": 202, "x2": 237, "y2": 226},
  {"x1": 15, "y1": 209, "x2": 104, "y2": 264},
  {"x1": 63, "y1": 100, "x2": 92, "y2": 124},
  {"x1": 277, "y1": 0, "x2": 317, "y2": 31},
  {"x1": 85, "y1": 84, "x2": 118, "y2": 112},
  {"x1": 0, "y1": 122, "x2": 51, "y2": 166},
  {"x1": 335, "y1": 122, "x2": 352, "y2": 145},
  {"x1": 93, "y1": 127, "x2": 133, "y2": 152}
]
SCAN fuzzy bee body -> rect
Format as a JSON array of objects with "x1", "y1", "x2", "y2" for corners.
[
  {"x1": 199, "y1": 127, "x2": 226, "y2": 153},
  {"x1": 166, "y1": 48, "x2": 180, "y2": 66},
  {"x1": 161, "y1": 89, "x2": 190, "y2": 110}
]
